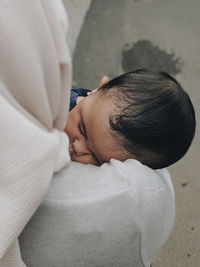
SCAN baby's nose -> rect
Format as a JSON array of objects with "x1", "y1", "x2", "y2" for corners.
[{"x1": 73, "y1": 139, "x2": 91, "y2": 156}]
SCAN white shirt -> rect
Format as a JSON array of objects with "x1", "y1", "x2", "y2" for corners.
[{"x1": 20, "y1": 159, "x2": 175, "y2": 267}]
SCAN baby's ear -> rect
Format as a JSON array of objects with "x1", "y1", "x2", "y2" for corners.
[
  {"x1": 89, "y1": 76, "x2": 110, "y2": 95},
  {"x1": 95, "y1": 76, "x2": 110, "y2": 90}
]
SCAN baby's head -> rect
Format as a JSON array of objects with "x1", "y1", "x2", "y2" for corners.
[{"x1": 65, "y1": 69, "x2": 196, "y2": 169}]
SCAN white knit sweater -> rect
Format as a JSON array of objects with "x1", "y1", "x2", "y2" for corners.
[{"x1": 0, "y1": 1, "x2": 71, "y2": 266}]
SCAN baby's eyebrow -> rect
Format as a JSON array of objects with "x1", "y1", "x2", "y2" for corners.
[
  {"x1": 82, "y1": 122, "x2": 88, "y2": 139},
  {"x1": 80, "y1": 112, "x2": 88, "y2": 139}
]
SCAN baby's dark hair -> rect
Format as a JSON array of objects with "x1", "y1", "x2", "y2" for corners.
[{"x1": 99, "y1": 69, "x2": 196, "y2": 169}]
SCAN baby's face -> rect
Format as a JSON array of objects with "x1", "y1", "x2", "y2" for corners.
[{"x1": 64, "y1": 91, "x2": 130, "y2": 165}]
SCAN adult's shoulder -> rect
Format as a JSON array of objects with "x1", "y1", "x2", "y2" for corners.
[
  {"x1": 109, "y1": 159, "x2": 175, "y2": 266},
  {"x1": 20, "y1": 159, "x2": 175, "y2": 267}
]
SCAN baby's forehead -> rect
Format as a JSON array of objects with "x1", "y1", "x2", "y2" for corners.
[{"x1": 97, "y1": 89, "x2": 121, "y2": 110}]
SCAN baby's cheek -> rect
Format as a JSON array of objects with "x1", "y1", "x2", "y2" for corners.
[{"x1": 71, "y1": 154, "x2": 99, "y2": 166}]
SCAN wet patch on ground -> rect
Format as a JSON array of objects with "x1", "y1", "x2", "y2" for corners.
[
  {"x1": 122, "y1": 40, "x2": 182, "y2": 75},
  {"x1": 181, "y1": 182, "x2": 189, "y2": 187}
]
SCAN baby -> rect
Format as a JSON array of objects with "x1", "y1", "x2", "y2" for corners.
[{"x1": 64, "y1": 69, "x2": 196, "y2": 169}]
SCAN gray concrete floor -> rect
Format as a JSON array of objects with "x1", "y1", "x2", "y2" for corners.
[{"x1": 63, "y1": 0, "x2": 200, "y2": 266}]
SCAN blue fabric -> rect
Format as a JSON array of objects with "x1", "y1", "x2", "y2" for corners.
[{"x1": 70, "y1": 88, "x2": 91, "y2": 111}]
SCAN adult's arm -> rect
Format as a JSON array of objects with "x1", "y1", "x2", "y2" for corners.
[{"x1": 0, "y1": 0, "x2": 71, "y2": 266}]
